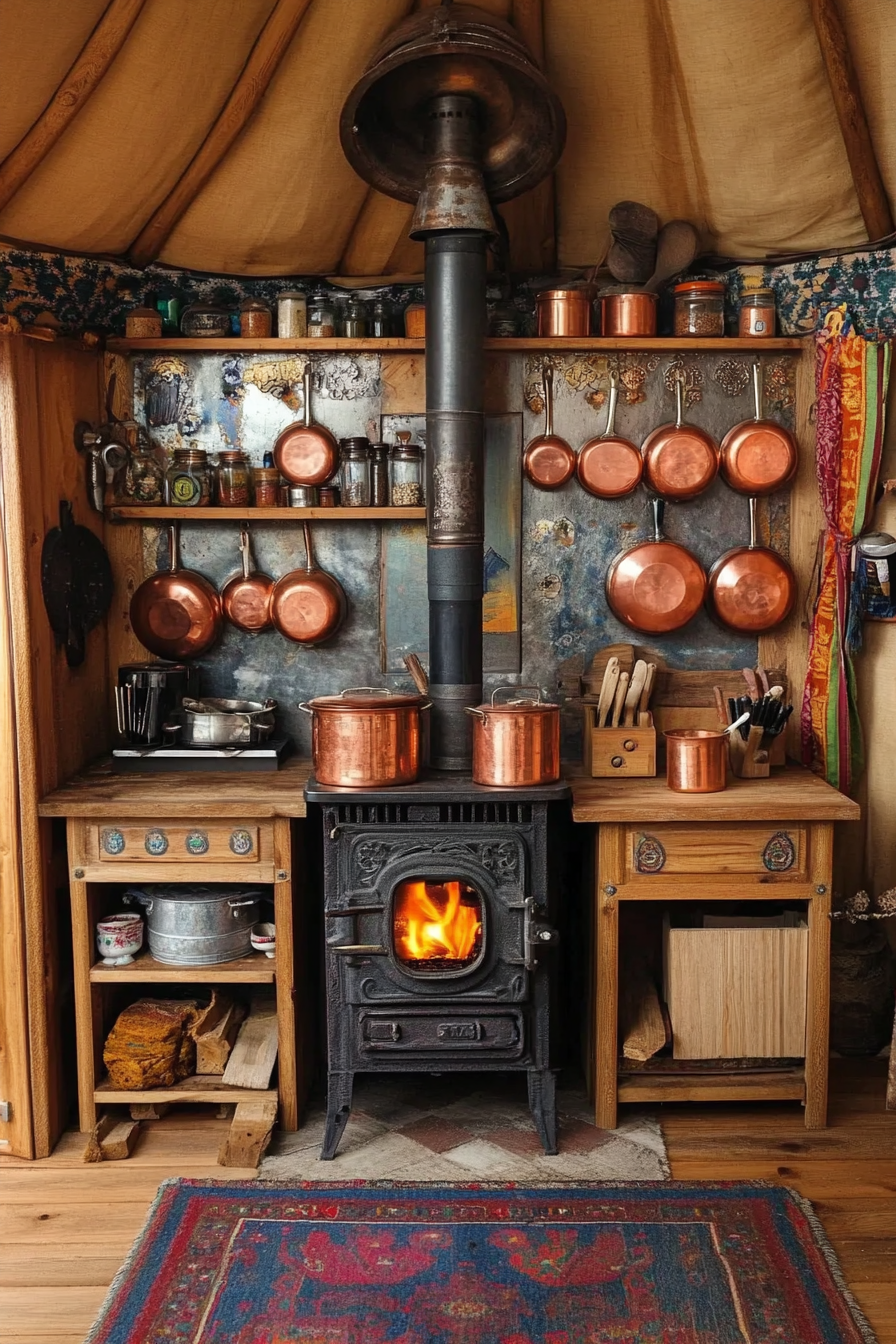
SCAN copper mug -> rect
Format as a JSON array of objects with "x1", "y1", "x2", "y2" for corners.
[{"x1": 665, "y1": 729, "x2": 728, "y2": 793}]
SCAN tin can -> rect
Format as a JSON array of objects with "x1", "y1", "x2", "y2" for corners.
[
  {"x1": 288, "y1": 485, "x2": 319, "y2": 507},
  {"x1": 536, "y1": 289, "x2": 591, "y2": 337}
]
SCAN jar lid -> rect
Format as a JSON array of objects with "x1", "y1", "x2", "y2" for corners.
[
  {"x1": 391, "y1": 443, "x2": 422, "y2": 459},
  {"x1": 340, "y1": 437, "x2": 370, "y2": 457},
  {"x1": 172, "y1": 447, "x2": 208, "y2": 462},
  {"x1": 182, "y1": 300, "x2": 229, "y2": 313},
  {"x1": 404, "y1": 301, "x2": 425, "y2": 311},
  {"x1": 277, "y1": 290, "x2": 305, "y2": 299},
  {"x1": 240, "y1": 298, "x2": 270, "y2": 312},
  {"x1": 128, "y1": 304, "x2": 160, "y2": 318},
  {"x1": 370, "y1": 444, "x2": 390, "y2": 460},
  {"x1": 740, "y1": 287, "x2": 775, "y2": 302},
  {"x1": 308, "y1": 689, "x2": 425, "y2": 710},
  {"x1": 218, "y1": 450, "x2": 246, "y2": 463},
  {"x1": 537, "y1": 288, "x2": 590, "y2": 301},
  {"x1": 673, "y1": 280, "x2": 725, "y2": 294}
]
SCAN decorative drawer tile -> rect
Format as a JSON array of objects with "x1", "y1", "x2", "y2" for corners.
[
  {"x1": 625, "y1": 823, "x2": 807, "y2": 880},
  {"x1": 94, "y1": 823, "x2": 260, "y2": 862}
]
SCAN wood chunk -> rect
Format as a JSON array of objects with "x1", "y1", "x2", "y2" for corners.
[
  {"x1": 191, "y1": 991, "x2": 246, "y2": 1075},
  {"x1": 218, "y1": 1099, "x2": 278, "y2": 1168},
  {"x1": 620, "y1": 960, "x2": 667, "y2": 1062},
  {"x1": 83, "y1": 1113, "x2": 141, "y2": 1162},
  {"x1": 222, "y1": 996, "x2": 278, "y2": 1090},
  {"x1": 103, "y1": 998, "x2": 201, "y2": 1090},
  {"x1": 129, "y1": 1101, "x2": 171, "y2": 1120}
]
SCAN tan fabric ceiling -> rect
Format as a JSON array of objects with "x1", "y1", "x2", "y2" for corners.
[{"x1": 0, "y1": 0, "x2": 893, "y2": 277}]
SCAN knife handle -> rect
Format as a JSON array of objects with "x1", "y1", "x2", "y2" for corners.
[{"x1": 611, "y1": 671, "x2": 629, "y2": 728}]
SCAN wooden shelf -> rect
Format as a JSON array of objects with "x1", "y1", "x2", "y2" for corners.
[
  {"x1": 107, "y1": 335, "x2": 807, "y2": 354},
  {"x1": 89, "y1": 950, "x2": 275, "y2": 983},
  {"x1": 616, "y1": 1068, "x2": 805, "y2": 1104},
  {"x1": 94, "y1": 1073, "x2": 277, "y2": 1104},
  {"x1": 106, "y1": 504, "x2": 425, "y2": 522}
]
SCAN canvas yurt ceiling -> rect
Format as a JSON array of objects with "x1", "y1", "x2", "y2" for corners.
[{"x1": 1, "y1": 0, "x2": 894, "y2": 280}]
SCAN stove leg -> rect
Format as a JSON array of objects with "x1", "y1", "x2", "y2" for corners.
[
  {"x1": 528, "y1": 1068, "x2": 558, "y2": 1155},
  {"x1": 320, "y1": 1072, "x2": 354, "y2": 1160}
]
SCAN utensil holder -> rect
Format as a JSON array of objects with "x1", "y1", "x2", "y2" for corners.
[
  {"x1": 728, "y1": 724, "x2": 771, "y2": 778},
  {"x1": 583, "y1": 706, "x2": 656, "y2": 778}
]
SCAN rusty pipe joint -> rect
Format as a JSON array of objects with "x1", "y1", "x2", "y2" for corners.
[{"x1": 411, "y1": 95, "x2": 496, "y2": 238}]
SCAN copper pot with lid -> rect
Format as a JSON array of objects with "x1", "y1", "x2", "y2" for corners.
[
  {"x1": 466, "y1": 686, "x2": 560, "y2": 787},
  {"x1": 300, "y1": 687, "x2": 429, "y2": 788},
  {"x1": 720, "y1": 362, "x2": 798, "y2": 495}
]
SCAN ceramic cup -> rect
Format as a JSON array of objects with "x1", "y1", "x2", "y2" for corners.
[
  {"x1": 96, "y1": 913, "x2": 144, "y2": 966},
  {"x1": 250, "y1": 921, "x2": 276, "y2": 959}
]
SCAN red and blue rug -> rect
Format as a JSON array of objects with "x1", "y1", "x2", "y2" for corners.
[{"x1": 87, "y1": 1180, "x2": 875, "y2": 1343}]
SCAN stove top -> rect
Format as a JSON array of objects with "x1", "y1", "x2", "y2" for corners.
[{"x1": 305, "y1": 772, "x2": 571, "y2": 803}]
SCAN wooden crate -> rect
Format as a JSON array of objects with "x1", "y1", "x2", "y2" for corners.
[{"x1": 663, "y1": 915, "x2": 808, "y2": 1058}]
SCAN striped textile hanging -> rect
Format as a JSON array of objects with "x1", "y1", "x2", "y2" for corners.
[{"x1": 801, "y1": 308, "x2": 891, "y2": 793}]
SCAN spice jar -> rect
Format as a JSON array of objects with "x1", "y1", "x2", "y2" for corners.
[
  {"x1": 318, "y1": 485, "x2": 340, "y2": 507},
  {"x1": 216, "y1": 449, "x2": 251, "y2": 506},
  {"x1": 489, "y1": 298, "x2": 520, "y2": 337},
  {"x1": 165, "y1": 448, "x2": 212, "y2": 506},
  {"x1": 340, "y1": 438, "x2": 371, "y2": 506},
  {"x1": 125, "y1": 303, "x2": 162, "y2": 338},
  {"x1": 181, "y1": 302, "x2": 232, "y2": 338},
  {"x1": 370, "y1": 443, "x2": 390, "y2": 506},
  {"x1": 277, "y1": 290, "x2": 307, "y2": 338},
  {"x1": 390, "y1": 433, "x2": 424, "y2": 506},
  {"x1": 239, "y1": 298, "x2": 272, "y2": 338},
  {"x1": 343, "y1": 296, "x2": 368, "y2": 338},
  {"x1": 404, "y1": 302, "x2": 426, "y2": 337},
  {"x1": 738, "y1": 287, "x2": 777, "y2": 338},
  {"x1": 124, "y1": 430, "x2": 165, "y2": 503},
  {"x1": 673, "y1": 281, "x2": 726, "y2": 337},
  {"x1": 370, "y1": 297, "x2": 392, "y2": 338},
  {"x1": 252, "y1": 466, "x2": 280, "y2": 507},
  {"x1": 307, "y1": 292, "x2": 335, "y2": 338}
]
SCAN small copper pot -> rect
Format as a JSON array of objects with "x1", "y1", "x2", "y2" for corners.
[
  {"x1": 300, "y1": 687, "x2": 429, "y2": 788},
  {"x1": 467, "y1": 687, "x2": 560, "y2": 787},
  {"x1": 600, "y1": 292, "x2": 657, "y2": 337},
  {"x1": 665, "y1": 729, "x2": 728, "y2": 793},
  {"x1": 536, "y1": 289, "x2": 591, "y2": 337}
]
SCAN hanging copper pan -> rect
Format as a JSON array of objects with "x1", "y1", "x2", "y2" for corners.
[
  {"x1": 720, "y1": 362, "x2": 798, "y2": 495},
  {"x1": 130, "y1": 524, "x2": 222, "y2": 660},
  {"x1": 523, "y1": 364, "x2": 576, "y2": 489},
  {"x1": 707, "y1": 496, "x2": 795, "y2": 632},
  {"x1": 221, "y1": 527, "x2": 274, "y2": 634},
  {"x1": 606, "y1": 497, "x2": 707, "y2": 634},
  {"x1": 642, "y1": 377, "x2": 720, "y2": 500},
  {"x1": 271, "y1": 521, "x2": 346, "y2": 644},
  {"x1": 577, "y1": 372, "x2": 642, "y2": 498},
  {"x1": 273, "y1": 363, "x2": 339, "y2": 486}
]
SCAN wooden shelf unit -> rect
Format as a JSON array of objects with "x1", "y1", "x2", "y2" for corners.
[
  {"x1": 89, "y1": 950, "x2": 276, "y2": 983},
  {"x1": 106, "y1": 504, "x2": 425, "y2": 522},
  {"x1": 108, "y1": 335, "x2": 807, "y2": 355}
]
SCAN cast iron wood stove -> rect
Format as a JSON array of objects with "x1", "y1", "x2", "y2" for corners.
[{"x1": 306, "y1": 776, "x2": 570, "y2": 1159}]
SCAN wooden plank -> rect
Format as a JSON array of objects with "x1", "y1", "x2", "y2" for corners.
[
  {"x1": 94, "y1": 1075, "x2": 276, "y2": 1105},
  {"x1": 570, "y1": 766, "x2": 860, "y2": 823},
  {"x1": 127, "y1": 0, "x2": 316, "y2": 265},
  {"x1": 273, "y1": 817, "x2": 299, "y2": 1131},
  {"x1": 106, "y1": 336, "x2": 807, "y2": 354},
  {"x1": 83, "y1": 1114, "x2": 140, "y2": 1162},
  {"x1": 222, "y1": 997, "x2": 278, "y2": 1090},
  {"x1": 619, "y1": 957, "x2": 666, "y2": 1061},
  {"x1": 618, "y1": 1072, "x2": 806, "y2": 1103},
  {"x1": 191, "y1": 993, "x2": 246, "y2": 1075},
  {"x1": 0, "y1": 1248, "x2": 131, "y2": 1289},
  {"x1": 90, "y1": 952, "x2": 274, "y2": 983},
  {"x1": 594, "y1": 825, "x2": 622, "y2": 1129},
  {"x1": 106, "y1": 505, "x2": 426, "y2": 521},
  {"x1": 0, "y1": 1287, "x2": 108, "y2": 1339},
  {"x1": 0, "y1": 0, "x2": 148, "y2": 211},
  {"x1": 805, "y1": 823, "x2": 832, "y2": 1129},
  {"x1": 217, "y1": 1098, "x2": 278, "y2": 1168},
  {"x1": 39, "y1": 759, "x2": 312, "y2": 818},
  {"x1": 668, "y1": 1157, "x2": 896, "y2": 1198}
]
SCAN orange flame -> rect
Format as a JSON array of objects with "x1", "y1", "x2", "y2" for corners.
[{"x1": 394, "y1": 879, "x2": 482, "y2": 963}]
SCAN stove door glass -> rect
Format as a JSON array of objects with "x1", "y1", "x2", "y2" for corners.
[{"x1": 393, "y1": 878, "x2": 483, "y2": 972}]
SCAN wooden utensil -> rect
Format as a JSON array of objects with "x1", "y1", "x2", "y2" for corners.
[
  {"x1": 596, "y1": 656, "x2": 620, "y2": 727},
  {"x1": 582, "y1": 643, "x2": 635, "y2": 697},
  {"x1": 755, "y1": 663, "x2": 770, "y2": 695},
  {"x1": 741, "y1": 666, "x2": 761, "y2": 700},
  {"x1": 713, "y1": 685, "x2": 728, "y2": 727},
  {"x1": 639, "y1": 662, "x2": 657, "y2": 719},
  {"x1": 611, "y1": 670, "x2": 629, "y2": 727},
  {"x1": 624, "y1": 660, "x2": 647, "y2": 726}
]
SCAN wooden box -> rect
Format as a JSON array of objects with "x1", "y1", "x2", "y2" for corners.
[
  {"x1": 663, "y1": 914, "x2": 808, "y2": 1058},
  {"x1": 583, "y1": 708, "x2": 656, "y2": 778}
]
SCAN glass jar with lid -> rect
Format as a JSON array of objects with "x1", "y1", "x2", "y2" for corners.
[
  {"x1": 180, "y1": 301, "x2": 232, "y2": 338},
  {"x1": 239, "y1": 298, "x2": 272, "y2": 338},
  {"x1": 340, "y1": 438, "x2": 371, "y2": 506},
  {"x1": 124, "y1": 428, "x2": 165, "y2": 503},
  {"x1": 344, "y1": 296, "x2": 368, "y2": 339},
  {"x1": 672, "y1": 280, "x2": 726, "y2": 337},
  {"x1": 277, "y1": 290, "x2": 307, "y2": 338},
  {"x1": 216, "y1": 450, "x2": 251, "y2": 506},
  {"x1": 307, "y1": 292, "x2": 336, "y2": 338},
  {"x1": 369, "y1": 443, "x2": 390, "y2": 506},
  {"x1": 370, "y1": 296, "x2": 392, "y2": 338},
  {"x1": 738, "y1": 287, "x2": 776, "y2": 338},
  {"x1": 165, "y1": 448, "x2": 212, "y2": 506},
  {"x1": 390, "y1": 433, "x2": 424, "y2": 506}
]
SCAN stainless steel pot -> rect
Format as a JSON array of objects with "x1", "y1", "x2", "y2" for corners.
[
  {"x1": 123, "y1": 884, "x2": 264, "y2": 965},
  {"x1": 168, "y1": 697, "x2": 277, "y2": 746}
]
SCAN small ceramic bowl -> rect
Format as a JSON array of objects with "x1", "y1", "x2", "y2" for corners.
[
  {"x1": 250, "y1": 921, "x2": 276, "y2": 959},
  {"x1": 96, "y1": 913, "x2": 143, "y2": 966}
]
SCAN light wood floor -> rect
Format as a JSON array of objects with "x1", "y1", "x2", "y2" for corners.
[{"x1": 1, "y1": 1058, "x2": 893, "y2": 1344}]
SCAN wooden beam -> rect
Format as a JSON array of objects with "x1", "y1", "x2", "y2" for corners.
[
  {"x1": 502, "y1": 0, "x2": 557, "y2": 272},
  {"x1": 0, "y1": 0, "x2": 148, "y2": 213},
  {"x1": 808, "y1": 0, "x2": 894, "y2": 241},
  {"x1": 127, "y1": 0, "x2": 314, "y2": 268}
]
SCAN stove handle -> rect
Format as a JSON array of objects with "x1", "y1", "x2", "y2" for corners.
[
  {"x1": 329, "y1": 943, "x2": 388, "y2": 956},
  {"x1": 510, "y1": 896, "x2": 559, "y2": 970}
]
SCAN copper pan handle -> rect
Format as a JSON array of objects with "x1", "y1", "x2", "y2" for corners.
[
  {"x1": 603, "y1": 372, "x2": 619, "y2": 438},
  {"x1": 303, "y1": 520, "x2": 315, "y2": 573},
  {"x1": 651, "y1": 495, "x2": 665, "y2": 542},
  {"x1": 748, "y1": 496, "x2": 759, "y2": 550},
  {"x1": 298, "y1": 702, "x2": 313, "y2": 714},
  {"x1": 303, "y1": 363, "x2": 313, "y2": 428},
  {"x1": 674, "y1": 376, "x2": 684, "y2": 428},
  {"x1": 168, "y1": 522, "x2": 180, "y2": 573},
  {"x1": 239, "y1": 526, "x2": 251, "y2": 580},
  {"x1": 543, "y1": 364, "x2": 554, "y2": 436},
  {"x1": 465, "y1": 707, "x2": 485, "y2": 718},
  {"x1": 752, "y1": 361, "x2": 762, "y2": 422},
  {"x1": 490, "y1": 684, "x2": 543, "y2": 706}
]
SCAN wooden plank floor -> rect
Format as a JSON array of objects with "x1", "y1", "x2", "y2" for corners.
[{"x1": 0, "y1": 1058, "x2": 893, "y2": 1343}]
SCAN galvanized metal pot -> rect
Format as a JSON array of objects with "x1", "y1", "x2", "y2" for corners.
[
  {"x1": 466, "y1": 687, "x2": 560, "y2": 787},
  {"x1": 300, "y1": 687, "x2": 429, "y2": 788},
  {"x1": 123, "y1": 884, "x2": 263, "y2": 965}
]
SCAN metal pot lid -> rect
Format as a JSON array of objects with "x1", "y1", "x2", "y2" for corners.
[
  {"x1": 125, "y1": 884, "x2": 264, "y2": 903},
  {"x1": 858, "y1": 531, "x2": 896, "y2": 557},
  {"x1": 475, "y1": 686, "x2": 558, "y2": 712},
  {"x1": 308, "y1": 687, "x2": 426, "y2": 710},
  {"x1": 182, "y1": 697, "x2": 276, "y2": 715}
]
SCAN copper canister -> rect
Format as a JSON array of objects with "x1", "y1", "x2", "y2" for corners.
[
  {"x1": 600, "y1": 292, "x2": 657, "y2": 337},
  {"x1": 536, "y1": 289, "x2": 591, "y2": 337},
  {"x1": 467, "y1": 687, "x2": 560, "y2": 787},
  {"x1": 300, "y1": 688, "x2": 429, "y2": 787},
  {"x1": 665, "y1": 729, "x2": 728, "y2": 793}
]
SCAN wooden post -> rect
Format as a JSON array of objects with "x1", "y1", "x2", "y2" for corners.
[
  {"x1": 804, "y1": 822, "x2": 833, "y2": 1129},
  {"x1": 594, "y1": 824, "x2": 624, "y2": 1129}
]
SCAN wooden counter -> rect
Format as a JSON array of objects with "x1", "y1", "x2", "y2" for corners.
[{"x1": 569, "y1": 766, "x2": 860, "y2": 823}]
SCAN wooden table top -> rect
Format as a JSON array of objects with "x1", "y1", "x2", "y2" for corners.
[
  {"x1": 568, "y1": 766, "x2": 860, "y2": 823},
  {"x1": 38, "y1": 756, "x2": 313, "y2": 819}
]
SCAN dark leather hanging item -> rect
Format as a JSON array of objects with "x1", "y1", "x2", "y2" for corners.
[{"x1": 40, "y1": 500, "x2": 113, "y2": 667}]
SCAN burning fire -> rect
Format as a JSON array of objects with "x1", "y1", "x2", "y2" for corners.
[{"x1": 394, "y1": 879, "x2": 482, "y2": 964}]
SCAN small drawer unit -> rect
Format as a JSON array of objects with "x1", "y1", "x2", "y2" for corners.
[
  {"x1": 94, "y1": 822, "x2": 260, "y2": 863},
  {"x1": 625, "y1": 822, "x2": 807, "y2": 885}
]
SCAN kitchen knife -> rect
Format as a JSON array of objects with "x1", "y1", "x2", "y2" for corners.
[
  {"x1": 742, "y1": 667, "x2": 760, "y2": 701},
  {"x1": 611, "y1": 670, "x2": 629, "y2": 727},
  {"x1": 713, "y1": 685, "x2": 728, "y2": 727},
  {"x1": 624, "y1": 660, "x2": 647, "y2": 726},
  {"x1": 596, "y1": 656, "x2": 620, "y2": 728},
  {"x1": 755, "y1": 663, "x2": 770, "y2": 696},
  {"x1": 639, "y1": 662, "x2": 658, "y2": 715}
]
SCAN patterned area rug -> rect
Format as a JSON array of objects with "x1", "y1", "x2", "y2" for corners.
[
  {"x1": 262, "y1": 1073, "x2": 668, "y2": 1181},
  {"x1": 87, "y1": 1181, "x2": 875, "y2": 1344}
]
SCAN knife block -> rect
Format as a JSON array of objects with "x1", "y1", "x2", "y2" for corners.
[
  {"x1": 583, "y1": 707, "x2": 656, "y2": 778},
  {"x1": 728, "y1": 724, "x2": 771, "y2": 778}
]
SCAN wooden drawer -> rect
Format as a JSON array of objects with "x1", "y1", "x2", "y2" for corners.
[
  {"x1": 625, "y1": 822, "x2": 807, "y2": 882},
  {"x1": 88, "y1": 821, "x2": 264, "y2": 864}
]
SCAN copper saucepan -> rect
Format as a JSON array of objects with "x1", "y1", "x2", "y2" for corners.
[
  {"x1": 577, "y1": 372, "x2": 643, "y2": 498},
  {"x1": 707, "y1": 496, "x2": 796, "y2": 633},
  {"x1": 642, "y1": 377, "x2": 720, "y2": 500},
  {"x1": 271, "y1": 521, "x2": 346, "y2": 644},
  {"x1": 606, "y1": 497, "x2": 707, "y2": 634},
  {"x1": 720, "y1": 362, "x2": 798, "y2": 495},
  {"x1": 523, "y1": 364, "x2": 576, "y2": 489},
  {"x1": 273, "y1": 363, "x2": 339, "y2": 486},
  {"x1": 130, "y1": 523, "x2": 222, "y2": 660},
  {"x1": 221, "y1": 527, "x2": 274, "y2": 634}
]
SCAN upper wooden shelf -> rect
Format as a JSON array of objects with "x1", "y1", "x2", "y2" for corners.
[
  {"x1": 106, "y1": 335, "x2": 807, "y2": 354},
  {"x1": 106, "y1": 505, "x2": 425, "y2": 522}
]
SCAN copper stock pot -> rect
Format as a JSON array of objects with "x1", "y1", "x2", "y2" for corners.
[
  {"x1": 467, "y1": 686, "x2": 560, "y2": 787},
  {"x1": 300, "y1": 687, "x2": 429, "y2": 788}
]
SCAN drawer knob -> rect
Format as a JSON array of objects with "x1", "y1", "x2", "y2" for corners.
[
  {"x1": 229, "y1": 829, "x2": 254, "y2": 856},
  {"x1": 185, "y1": 830, "x2": 209, "y2": 856},
  {"x1": 101, "y1": 828, "x2": 125, "y2": 856},
  {"x1": 635, "y1": 833, "x2": 666, "y2": 874},
  {"x1": 763, "y1": 832, "x2": 796, "y2": 872},
  {"x1": 144, "y1": 829, "x2": 168, "y2": 856}
]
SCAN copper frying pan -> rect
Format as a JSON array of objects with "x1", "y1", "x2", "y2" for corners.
[
  {"x1": 707, "y1": 496, "x2": 796, "y2": 632},
  {"x1": 523, "y1": 365, "x2": 576, "y2": 489},
  {"x1": 221, "y1": 527, "x2": 274, "y2": 634},
  {"x1": 606, "y1": 497, "x2": 707, "y2": 633},
  {"x1": 271, "y1": 521, "x2": 346, "y2": 644},
  {"x1": 577, "y1": 372, "x2": 642, "y2": 498},
  {"x1": 720, "y1": 362, "x2": 798, "y2": 495},
  {"x1": 130, "y1": 524, "x2": 222, "y2": 659},
  {"x1": 273, "y1": 363, "x2": 339, "y2": 486},
  {"x1": 642, "y1": 377, "x2": 720, "y2": 500}
]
